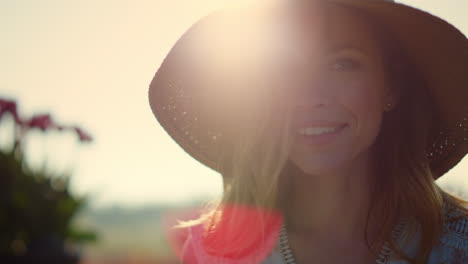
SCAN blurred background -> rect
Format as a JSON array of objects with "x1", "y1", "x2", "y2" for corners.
[{"x1": 1, "y1": 0, "x2": 467, "y2": 263}]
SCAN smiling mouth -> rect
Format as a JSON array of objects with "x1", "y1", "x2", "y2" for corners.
[
  {"x1": 294, "y1": 123, "x2": 349, "y2": 146},
  {"x1": 296, "y1": 124, "x2": 347, "y2": 136}
]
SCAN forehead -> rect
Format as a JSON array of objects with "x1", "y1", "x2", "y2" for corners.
[
  {"x1": 185, "y1": 3, "x2": 383, "y2": 81},
  {"x1": 275, "y1": 3, "x2": 381, "y2": 56}
]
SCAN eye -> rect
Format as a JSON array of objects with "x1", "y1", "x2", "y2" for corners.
[{"x1": 331, "y1": 57, "x2": 362, "y2": 71}]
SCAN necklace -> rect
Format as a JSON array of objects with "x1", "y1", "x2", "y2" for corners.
[{"x1": 278, "y1": 218, "x2": 408, "y2": 264}]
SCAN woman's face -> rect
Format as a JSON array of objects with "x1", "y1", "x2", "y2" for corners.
[{"x1": 272, "y1": 4, "x2": 398, "y2": 175}]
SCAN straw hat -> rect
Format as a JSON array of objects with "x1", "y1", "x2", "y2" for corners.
[{"x1": 148, "y1": 0, "x2": 467, "y2": 180}]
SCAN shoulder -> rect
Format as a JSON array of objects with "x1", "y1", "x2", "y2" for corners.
[
  {"x1": 438, "y1": 213, "x2": 468, "y2": 248},
  {"x1": 441, "y1": 198, "x2": 468, "y2": 244},
  {"x1": 429, "y1": 200, "x2": 468, "y2": 263}
]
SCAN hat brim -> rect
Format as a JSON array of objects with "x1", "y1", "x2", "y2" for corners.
[
  {"x1": 330, "y1": 0, "x2": 468, "y2": 179},
  {"x1": 148, "y1": 0, "x2": 468, "y2": 180}
]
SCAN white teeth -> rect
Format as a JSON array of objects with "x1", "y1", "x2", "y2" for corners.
[{"x1": 297, "y1": 126, "x2": 341, "y2": 136}]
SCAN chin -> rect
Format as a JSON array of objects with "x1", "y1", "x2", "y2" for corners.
[{"x1": 290, "y1": 154, "x2": 353, "y2": 176}]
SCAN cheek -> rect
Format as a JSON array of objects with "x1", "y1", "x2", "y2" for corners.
[
  {"x1": 339, "y1": 78, "x2": 385, "y2": 142},
  {"x1": 342, "y1": 78, "x2": 382, "y2": 110}
]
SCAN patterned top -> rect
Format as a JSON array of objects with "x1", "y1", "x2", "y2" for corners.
[
  {"x1": 175, "y1": 201, "x2": 468, "y2": 264},
  {"x1": 261, "y1": 202, "x2": 468, "y2": 264}
]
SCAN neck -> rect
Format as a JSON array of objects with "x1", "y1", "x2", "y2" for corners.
[{"x1": 280, "y1": 149, "x2": 381, "y2": 247}]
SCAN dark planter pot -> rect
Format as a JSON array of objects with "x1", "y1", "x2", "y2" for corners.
[
  {"x1": 0, "y1": 254, "x2": 80, "y2": 264},
  {"x1": 1, "y1": 234, "x2": 81, "y2": 264}
]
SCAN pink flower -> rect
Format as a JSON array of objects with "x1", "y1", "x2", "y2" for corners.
[
  {"x1": 28, "y1": 114, "x2": 54, "y2": 131},
  {"x1": 73, "y1": 126, "x2": 93, "y2": 142},
  {"x1": 0, "y1": 98, "x2": 20, "y2": 123}
]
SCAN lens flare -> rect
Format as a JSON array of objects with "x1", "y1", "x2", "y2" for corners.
[{"x1": 163, "y1": 204, "x2": 283, "y2": 264}]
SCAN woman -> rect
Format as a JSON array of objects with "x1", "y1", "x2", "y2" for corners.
[{"x1": 149, "y1": 0, "x2": 468, "y2": 263}]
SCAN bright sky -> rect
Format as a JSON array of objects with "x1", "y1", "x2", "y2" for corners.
[{"x1": 2, "y1": 0, "x2": 467, "y2": 208}]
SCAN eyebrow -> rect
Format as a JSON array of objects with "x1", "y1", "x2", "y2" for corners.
[
  {"x1": 263, "y1": 44, "x2": 372, "y2": 67},
  {"x1": 326, "y1": 46, "x2": 373, "y2": 62}
]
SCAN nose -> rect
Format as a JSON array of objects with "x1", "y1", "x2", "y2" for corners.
[{"x1": 292, "y1": 72, "x2": 332, "y2": 109}]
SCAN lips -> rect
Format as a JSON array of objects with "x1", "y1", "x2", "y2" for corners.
[
  {"x1": 297, "y1": 123, "x2": 347, "y2": 136},
  {"x1": 292, "y1": 107, "x2": 347, "y2": 127},
  {"x1": 295, "y1": 123, "x2": 348, "y2": 146},
  {"x1": 294, "y1": 120, "x2": 348, "y2": 133},
  {"x1": 292, "y1": 107, "x2": 348, "y2": 140}
]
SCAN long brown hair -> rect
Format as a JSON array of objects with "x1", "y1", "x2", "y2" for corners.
[
  {"x1": 346, "y1": 7, "x2": 468, "y2": 264},
  {"x1": 176, "y1": 5, "x2": 468, "y2": 264}
]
